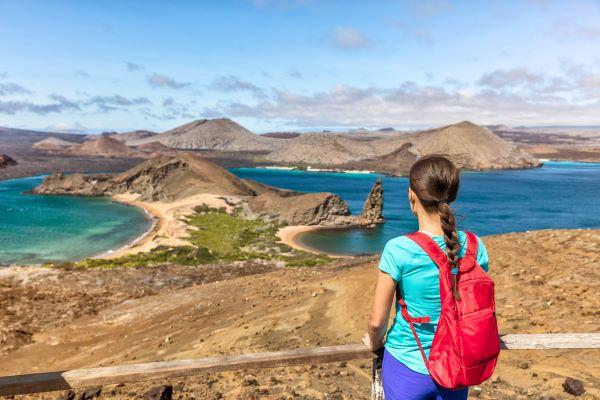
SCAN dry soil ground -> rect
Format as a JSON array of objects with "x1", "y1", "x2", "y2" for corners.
[{"x1": 0, "y1": 230, "x2": 598, "y2": 400}]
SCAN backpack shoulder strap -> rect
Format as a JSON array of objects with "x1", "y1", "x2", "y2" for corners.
[
  {"x1": 464, "y1": 231, "x2": 479, "y2": 259},
  {"x1": 406, "y1": 232, "x2": 450, "y2": 271}
]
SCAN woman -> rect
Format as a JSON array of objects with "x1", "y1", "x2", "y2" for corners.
[{"x1": 363, "y1": 155, "x2": 490, "y2": 400}]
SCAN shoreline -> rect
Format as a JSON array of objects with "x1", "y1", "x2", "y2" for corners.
[
  {"x1": 96, "y1": 193, "x2": 241, "y2": 259},
  {"x1": 277, "y1": 225, "x2": 356, "y2": 258},
  {"x1": 94, "y1": 194, "x2": 162, "y2": 259}
]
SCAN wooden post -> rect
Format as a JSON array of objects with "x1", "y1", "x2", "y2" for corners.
[{"x1": 0, "y1": 333, "x2": 598, "y2": 397}]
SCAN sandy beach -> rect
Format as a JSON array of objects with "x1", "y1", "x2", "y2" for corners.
[
  {"x1": 277, "y1": 225, "x2": 351, "y2": 257},
  {"x1": 106, "y1": 196, "x2": 350, "y2": 260},
  {"x1": 102, "y1": 193, "x2": 241, "y2": 259}
]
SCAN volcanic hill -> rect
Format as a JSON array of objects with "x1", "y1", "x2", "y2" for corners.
[
  {"x1": 67, "y1": 136, "x2": 146, "y2": 158},
  {"x1": 405, "y1": 121, "x2": 540, "y2": 169},
  {"x1": 32, "y1": 137, "x2": 77, "y2": 153},
  {"x1": 110, "y1": 130, "x2": 158, "y2": 144},
  {"x1": 266, "y1": 132, "x2": 380, "y2": 164},
  {"x1": 128, "y1": 118, "x2": 281, "y2": 151},
  {"x1": 268, "y1": 121, "x2": 541, "y2": 172}
]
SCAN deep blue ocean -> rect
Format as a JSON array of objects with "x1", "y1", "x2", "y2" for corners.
[
  {"x1": 1, "y1": 162, "x2": 598, "y2": 264},
  {"x1": 232, "y1": 161, "x2": 600, "y2": 255},
  {"x1": 0, "y1": 176, "x2": 151, "y2": 265}
]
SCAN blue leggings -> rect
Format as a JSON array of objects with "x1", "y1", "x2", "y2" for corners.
[{"x1": 382, "y1": 350, "x2": 468, "y2": 400}]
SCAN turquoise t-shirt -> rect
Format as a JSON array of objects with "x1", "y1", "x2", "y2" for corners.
[{"x1": 378, "y1": 230, "x2": 489, "y2": 375}]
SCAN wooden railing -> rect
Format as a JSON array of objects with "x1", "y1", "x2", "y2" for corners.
[{"x1": 0, "y1": 333, "x2": 598, "y2": 397}]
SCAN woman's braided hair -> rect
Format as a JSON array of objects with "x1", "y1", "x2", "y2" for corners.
[{"x1": 409, "y1": 155, "x2": 461, "y2": 298}]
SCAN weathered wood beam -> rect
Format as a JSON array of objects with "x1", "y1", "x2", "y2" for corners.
[{"x1": 0, "y1": 333, "x2": 598, "y2": 397}]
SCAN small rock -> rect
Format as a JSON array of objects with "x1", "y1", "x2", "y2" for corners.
[
  {"x1": 56, "y1": 390, "x2": 75, "y2": 400},
  {"x1": 563, "y1": 377, "x2": 585, "y2": 396},
  {"x1": 242, "y1": 375, "x2": 259, "y2": 386},
  {"x1": 517, "y1": 360, "x2": 530, "y2": 369},
  {"x1": 79, "y1": 387, "x2": 101, "y2": 400},
  {"x1": 144, "y1": 385, "x2": 173, "y2": 400}
]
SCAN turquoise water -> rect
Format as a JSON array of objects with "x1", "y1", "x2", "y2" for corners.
[
  {"x1": 0, "y1": 176, "x2": 152, "y2": 265},
  {"x1": 232, "y1": 162, "x2": 600, "y2": 255}
]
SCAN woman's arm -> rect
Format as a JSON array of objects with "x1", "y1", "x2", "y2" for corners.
[{"x1": 363, "y1": 270, "x2": 397, "y2": 351}]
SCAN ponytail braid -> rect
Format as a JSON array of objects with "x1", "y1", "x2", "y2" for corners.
[
  {"x1": 438, "y1": 201, "x2": 460, "y2": 299},
  {"x1": 409, "y1": 154, "x2": 461, "y2": 299}
]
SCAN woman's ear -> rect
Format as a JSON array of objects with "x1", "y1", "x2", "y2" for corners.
[{"x1": 408, "y1": 188, "x2": 417, "y2": 214}]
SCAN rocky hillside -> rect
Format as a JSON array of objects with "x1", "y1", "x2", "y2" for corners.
[
  {"x1": 136, "y1": 141, "x2": 171, "y2": 153},
  {"x1": 0, "y1": 230, "x2": 597, "y2": 399},
  {"x1": 0, "y1": 154, "x2": 17, "y2": 168},
  {"x1": 128, "y1": 118, "x2": 281, "y2": 151},
  {"x1": 405, "y1": 121, "x2": 540, "y2": 169},
  {"x1": 110, "y1": 130, "x2": 158, "y2": 144},
  {"x1": 67, "y1": 136, "x2": 146, "y2": 158},
  {"x1": 112, "y1": 153, "x2": 259, "y2": 200},
  {"x1": 268, "y1": 121, "x2": 540, "y2": 172},
  {"x1": 266, "y1": 132, "x2": 380, "y2": 164},
  {"x1": 341, "y1": 143, "x2": 417, "y2": 175},
  {"x1": 32, "y1": 137, "x2": 77, "y2": 153},
  {"x1": 33, "y1": 153, "x2": 384, "y2": 226}
]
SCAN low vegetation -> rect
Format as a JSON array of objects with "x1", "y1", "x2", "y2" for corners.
[{"x1": 48, "y1": 206, "x2": 329, "y2": 269}]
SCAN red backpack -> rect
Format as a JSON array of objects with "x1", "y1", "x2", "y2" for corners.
[{"x1": 398, "y1": 231, "x2": 500, "y2": 389}]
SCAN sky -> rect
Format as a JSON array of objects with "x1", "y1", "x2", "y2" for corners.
[{"x1": 0, "y1": 0, "x2": 599, "y2": 134}]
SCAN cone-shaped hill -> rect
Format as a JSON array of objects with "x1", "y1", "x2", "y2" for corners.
[
  {"x1": 128, "y1": 118, "x2": 281, "y2": 151},
  {"x1": 406, "y1": 121, "x2": 540, "y2": 169},
  {"x1": 67, "y1": 136, "x2": 146, "y2": 158}
]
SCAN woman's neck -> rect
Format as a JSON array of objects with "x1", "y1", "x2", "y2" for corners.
[{"x1": 418, "y1": 211, "x2": 444, "y2": 236}]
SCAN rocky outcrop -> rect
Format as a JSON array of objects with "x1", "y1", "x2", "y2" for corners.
[
  {"x1": 248, "y1": 191, "x2": 351, "y2": 225},
  {"x1": 33, "y1": 153, "x2": 258, "y2": 201},
  {"x1": 248, "y1": 178, "x2": 385, "y2": 227},
  {"x1": 33, "y1": 152, "x2": 386, "y2": 228},
  {"x1": 111, "y1": 153, "x2": 257, "y2": 201},
  {"x1": 32, "y1": 173, "x2": 114, "y2": 196},
  {"x1": 0, "y1": 154, "x2": 17, "y2": 168},
  {"x1": 357, "y1": 179, "x2": 384, "y2": 226}
]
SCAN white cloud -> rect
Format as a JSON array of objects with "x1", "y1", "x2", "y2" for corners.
[
  {"x1": 0, "y1": 82, "x2": 31, "y2": 96},
  {"x1": 331, "y1": 27, "x2": 370, "y2": 50},
  {"x1": 204, "y1": 66, "x2": 600, "y2": 127},
  {"x1": 477, "y1": 68, "x2": 544, "y2": 89},
  {"x1": 46, "y1": 121, "x2": 89, "y2": 134},
  {"x1": 147, "y1": 73, "x2": 190, "y2": 89},
  {"x1": 211, "y1": 75, "x2": 267, "y2": 98}
]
